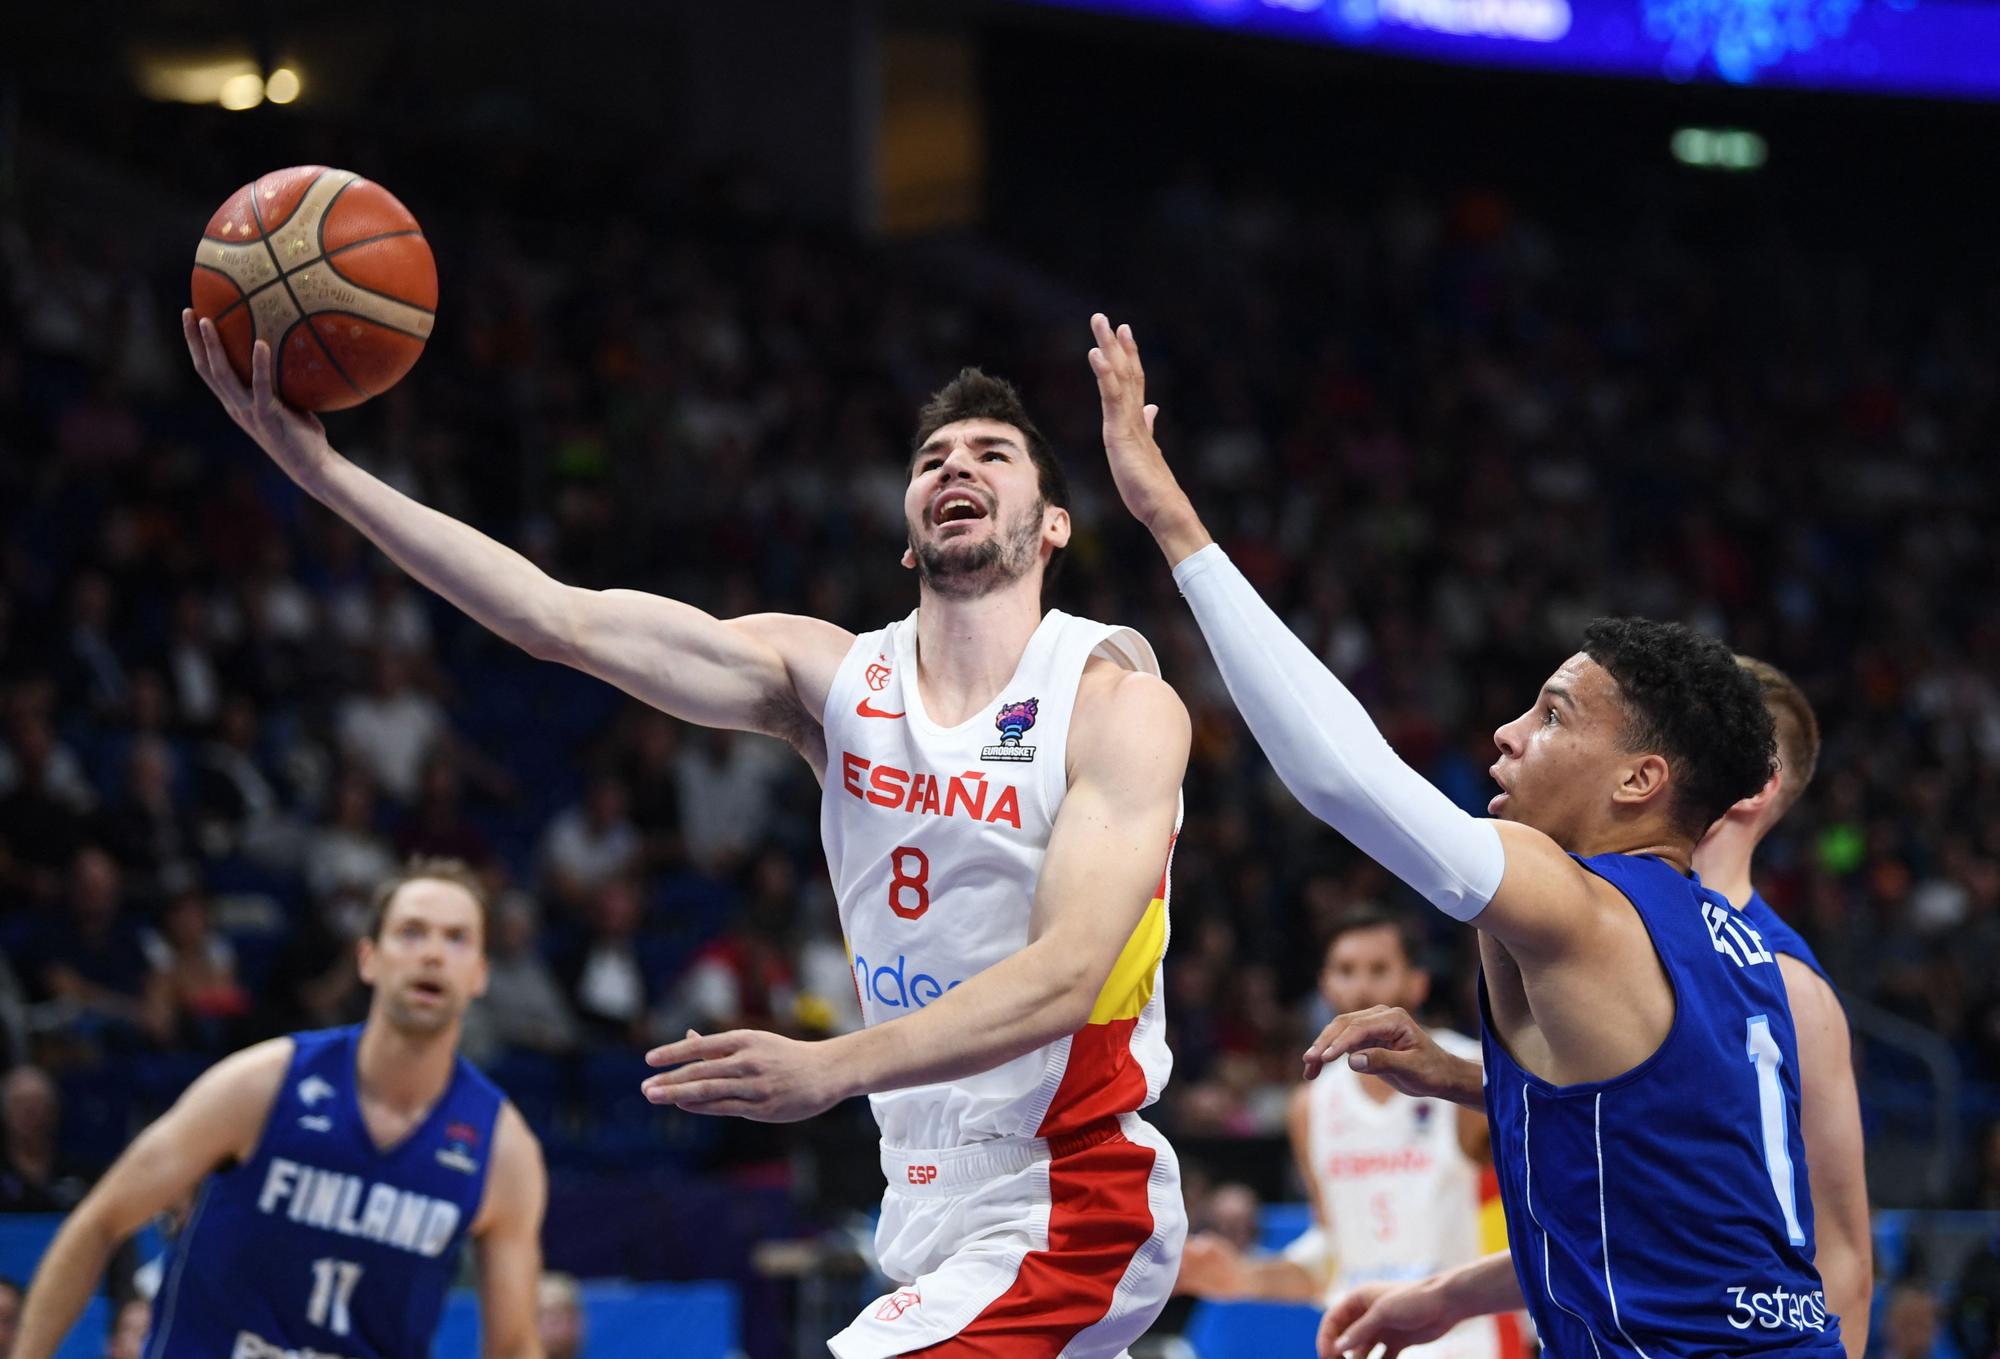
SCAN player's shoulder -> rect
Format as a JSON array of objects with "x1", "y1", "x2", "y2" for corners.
[
  {"x1": 733, "y1": 611, "x2": 859, "y2": 695},
  {"x1": 1071, "y1": 665, "x2": 1189, "y2": 780},
  {"x1": 159, "y1": 1036, "x2": 297, "y2": 1161},
  {"x1": 731, "y1": 610, "x2": 857, "y2": 655},
  {"x1": 1076, "y1": 661, "x2": 1187, "y2": 730},
  {"x1": 199, "y1": 1034, "x2": 298, "y2": 1097}
]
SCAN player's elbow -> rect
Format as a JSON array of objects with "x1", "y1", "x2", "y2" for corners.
[
  {"x1": 519, "y1": 585, "x2": 585, "y2": 664},
  {"x1": 1042, "y1": 956, "x2": 1102, "y2": 1036}
]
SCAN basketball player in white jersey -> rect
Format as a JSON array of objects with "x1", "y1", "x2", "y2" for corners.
[
  {"x1": 184, "y1": 314, "x2": 1190, "y2": 1358},
  {"x1": 1175, "y1": 909, "x2": 1508, "y2": 1359}
]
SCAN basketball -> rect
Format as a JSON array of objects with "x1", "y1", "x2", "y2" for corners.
[{"x1": 189, "y1": 166, "x2": 436, "y2": 412}]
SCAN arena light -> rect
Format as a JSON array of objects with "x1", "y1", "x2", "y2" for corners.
[
  {"x1": 133, "y1": 52, "x2": 305, "y2": 109},
  {"x1": 1671, "y1": 127, "x2": 1767, "y2": 171},
  {"x1": 218, "y1": 73, "x2": 267, "y2": 111},
  {"x1": 134, "y1": 55, "x2": 260, "y2": 105}
]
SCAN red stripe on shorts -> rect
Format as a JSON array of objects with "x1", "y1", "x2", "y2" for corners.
[
  {"x1": 1036, "y1": 1015, "x2": 1147, "y2": 1138},
  {"x1": 903, "y1": 1120, "x2": 1157, "y2": 1358}
]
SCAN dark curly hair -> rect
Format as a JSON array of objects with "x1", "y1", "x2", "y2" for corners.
[
  {"x1": 912, "y1": 368, "x2": 1069, "y2": 585},
  {"x1": 1580, "y1": 618, "x2": 1777, "y2": 839}
]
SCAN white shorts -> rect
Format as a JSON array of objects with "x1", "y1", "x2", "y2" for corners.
[{"x1": 829, "y1": 1113, "x2": 1186, "y2": 1358}]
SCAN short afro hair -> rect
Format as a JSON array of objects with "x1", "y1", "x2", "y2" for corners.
[
  {"x1": 911, "y1": 368, "x2": 1070, "y2": 584},
  {"x1": 1580, "y1": 618, "x2": 1777, "y2": 839}
]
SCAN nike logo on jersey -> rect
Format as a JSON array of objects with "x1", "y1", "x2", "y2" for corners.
[{"x1": 856, "y1": 697, "x2": 906, "y2": 719}]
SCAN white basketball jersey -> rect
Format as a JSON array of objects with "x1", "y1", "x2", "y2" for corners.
[
  {"x1": 1308, "y1": 1029, "x2": 1486, "y2": 1292},
  {"x1": 819, "y1": 608, "x2": 1178, "y2": 1151}
]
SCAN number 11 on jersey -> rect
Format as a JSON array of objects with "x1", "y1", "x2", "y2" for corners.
[
  {"x1": 308, "y1": 1258, "x2": 363, "y2": 1335},
  {"x1": 1744, "y1": 1016, "x2": 1807, "y2": 1247}
]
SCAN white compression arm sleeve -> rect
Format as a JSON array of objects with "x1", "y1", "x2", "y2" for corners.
[{"x1": 1174, "y1": 544, "x2": 1505, "y2": 921}]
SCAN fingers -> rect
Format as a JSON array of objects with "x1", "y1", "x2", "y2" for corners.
[
  {"x1": 251, "y1": 337, "x2": 273, "y2": 409},
  {"x1": 1305, "y1": 1007, "x2": 1414, "y2": 1067},
  {"x1": 640, "y1": 1073, "x2": 764, "y2": 1107},
  {"x1": 181, "y1": 309, "x2": 210, "y2": 380},
  {"x1": 1117, "y1": 321, "x2": 1144, "y2": 376},
  {"x1": 644, "y1": 1028, "x2": 736, "y2": 1068},
  {"x1": 1331, "y1": 1303, "x2": 1391, "y2": 1359},
  {"x1": 1317, "y1": 1304, "x2": 1354, "y2": 1359},
  {"x1": 1091, "y1": 314, "x2": 1160, "y2": 450},
  {"x1": 189, "y1": 316, "x2": 246, "y2": 411}
]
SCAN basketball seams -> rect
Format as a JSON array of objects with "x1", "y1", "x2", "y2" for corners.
[
  {"x1": 196, "y1": 233, "x2": 435, "y2": 329},
  {"x1": 312, "y1": 265, "x2": 438, "y2": 325},
  {"x1": 314, "y1": 174, "x2": 357, "y2": 263},
  {"x1": 317, "y1": 177, "x2": 434, "y2": 316},
  {"x1": 325, "y1": 229, "x2": 424, "y2": 261},
  {"x1": 307, "y1": 308, "x2": 434, "y2": 344},
  {"x1": 252, "y1": 170, "x2": 364, "y2": 402}
]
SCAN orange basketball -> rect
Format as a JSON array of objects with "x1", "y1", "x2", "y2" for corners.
[{"x1": 190, "y1": 166, "x2": 437, "y2": 412}]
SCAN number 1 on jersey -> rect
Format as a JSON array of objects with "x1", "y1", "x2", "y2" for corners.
[
  {"x1": 1744, "y1": 1015, "x2": 1807, "y2": 1247},
  {"x1": 308, "y1": 1258, "x2": 363, "y2": 1336}
]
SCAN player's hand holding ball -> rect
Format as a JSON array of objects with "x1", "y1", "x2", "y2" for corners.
[{"x1": 184, "y1": 166, "x2": 436, "y2": 481}]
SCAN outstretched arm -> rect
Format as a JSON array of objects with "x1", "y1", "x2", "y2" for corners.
[
  {"x1": 1088, "y1": 314, "x2": 1597, "y2": 958},
  {"x1": 14, "y1": 1040, "x2": 290, "y2": 1359},
  {"x1": 641, "y1": 668, "x2": 1190, "y2": 1119},
  {"x1": 183, "y1": 316, "x2": 850, "y2": 744}
]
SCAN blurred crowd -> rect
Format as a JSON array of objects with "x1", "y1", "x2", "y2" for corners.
[{"x1": 0, "y1": 83, "x2": 1997, "y2": 1261}]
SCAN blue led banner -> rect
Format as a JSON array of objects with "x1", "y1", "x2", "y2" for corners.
[{"x1": 1019, "y1": 0, "x2": 2000, "y2": 99}]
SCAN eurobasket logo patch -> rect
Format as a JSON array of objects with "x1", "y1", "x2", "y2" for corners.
[
  {"x1": 982, "y1": 698, "x2": 1039, "y2": 763},
  {"x1": 437, "y1": 1120, "x2": 481, "y2": 1175}
]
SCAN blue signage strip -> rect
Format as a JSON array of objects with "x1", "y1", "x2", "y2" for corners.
[{"x1": 1017, "y1": 0, "x2": 2000, "y2": 100}]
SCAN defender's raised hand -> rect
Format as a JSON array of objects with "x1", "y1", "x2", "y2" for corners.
[
  {"x1": 1088, "y1": 313, "x2": 1212, "y2": 566},
  {"x1": 182, "y1": 310, "x2": 332, "y2": 483}
]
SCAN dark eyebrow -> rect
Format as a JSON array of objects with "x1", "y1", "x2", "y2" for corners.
[
  {"x1": 911, "y1": 433, "x2": 1023, "y2": 464},
  {"x1": 1544, "y1": 684, "x2": 1576, "y2": 711}
]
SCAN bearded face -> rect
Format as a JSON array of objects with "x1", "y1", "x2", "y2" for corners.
[{"x1": 909, "y1": 496, "x2": 1048, "y2": 600}]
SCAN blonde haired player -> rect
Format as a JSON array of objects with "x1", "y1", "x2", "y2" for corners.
[
  {"x1": 1176, "y1": 908, "x2": 1515, "y2": 1359},
  {"x1": 184, "y1": 313, "x2": 1190, "y2": 1358}
]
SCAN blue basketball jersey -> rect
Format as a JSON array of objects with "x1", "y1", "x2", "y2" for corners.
[
  {"x1": 145, "y1": 1026, "x2": 502, "y2": 1359},
  {"x1": 1480, "y1": 854, "x2": 1843, "y2": 1359},
  {"x1": 1741, "y1": 891, "x2": 1835, "y2": 991}
]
